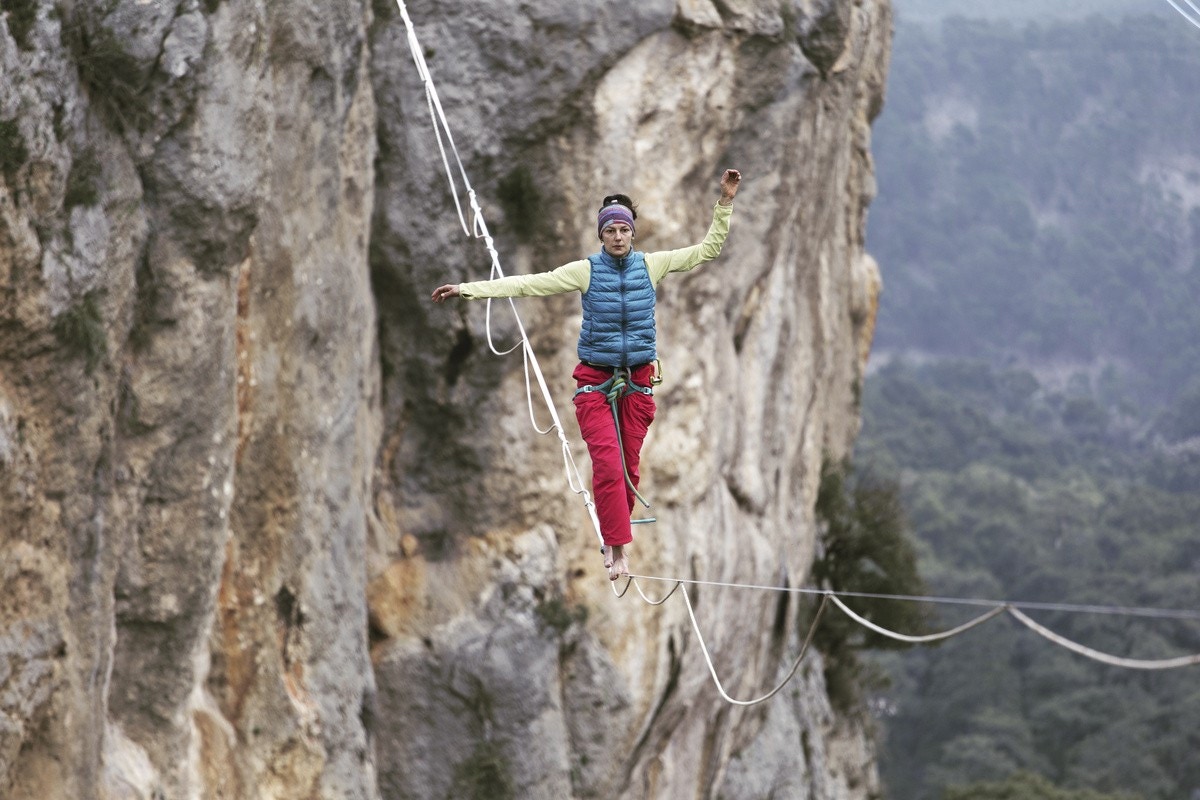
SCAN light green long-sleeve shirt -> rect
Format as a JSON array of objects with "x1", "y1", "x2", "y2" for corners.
[{"x1": 458, "y1": 202, "x2": 733, "y2": 299}]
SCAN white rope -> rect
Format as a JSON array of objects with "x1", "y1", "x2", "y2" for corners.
[
  {"x1": 629, "y1": 577, "x2": 683, "y2": 606},
  {"x1": 394, "y1": 2, "x2": 473, "y2": 234},
  {"x1": 677, "y1": 586, "x2": 830, "y2": 707},
  {"x1": 621, "y1": 572, "x2": 1200, "y2": 621},
  {"x1": 483, "y1": 298, "x2": 522, "y2": 357},
  {"x1": 1007, "y1": 606, "x2": 1200, "y2": 670},
  {"x1": 1162, "y1": 0, "x2": 1200, "y2": 31},
  {"x1": 827, "y1": 593, "x2": 1007, "y2": 644},
  {"x1": 612, "y1": 572, "x2": 1200, "y2": 696},
  {"x1": 394, "y1": 0, "x2": 606, "y2": 549}
]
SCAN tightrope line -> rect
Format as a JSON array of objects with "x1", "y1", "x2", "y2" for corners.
[
  {"x1": 621, "y1": 572, "x2": 1200, "y2": 621},
  {"x1": 613, "y1": 573, "x2": 1200, "y2": 704}
]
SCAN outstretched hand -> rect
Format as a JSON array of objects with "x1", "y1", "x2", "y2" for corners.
[
  {"x1": 431, "y1": 284, "x2": 461, "y2": 303},
  {"x1": 719, "y1": 169, "x2": 742, "y2": 205}
]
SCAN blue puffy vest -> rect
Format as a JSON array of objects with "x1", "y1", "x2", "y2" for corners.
[{"x1": 577, "y1": 250, "x2": 657, "y2": 367}]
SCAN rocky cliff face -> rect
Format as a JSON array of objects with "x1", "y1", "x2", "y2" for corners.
[{"x1": 0, "y1": 0, "x2": 888, "y2": 797}]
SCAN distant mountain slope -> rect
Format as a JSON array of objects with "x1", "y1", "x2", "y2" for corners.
[{"x1": 867, "y1": 14, "x2": 1200, "y2": 409}]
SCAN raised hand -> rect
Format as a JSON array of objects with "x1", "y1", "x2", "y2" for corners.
[{"x1": 719, "y1": 169, "x2": 742, "y2": 205}]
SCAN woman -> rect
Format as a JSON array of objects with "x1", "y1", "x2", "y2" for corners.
[{"x1": 432, "y1": 168, "x2": 741, "y2": 580}]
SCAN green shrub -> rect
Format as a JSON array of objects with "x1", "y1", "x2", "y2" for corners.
[
  {"x1": 54, "y1": 293, "x2": 107, "y2": 372},
  {"x1": 535, "y1": 595, "x2": 588, "y2": 635},
  {"x1": 942, "y1": 771, "x2": 1138, "y2": 800},
  {"x1": 810, "y1": 457, "x2": 929, "y2": 711},
  {"x1": 0, "y1": 118, "x2": 28, "y2": 184},
  {"x1": 451, "y1": 741, "x2": 514, "y2": 800},
  {"x1": 64, "y1": 149, "x2": 102, "y2": 208},
  {"x1": 67, "y1": 18, "x2": 150, "y2": 132},
  {"x1": 3, "y1": 0, "x2": 38, "y2": 50}
]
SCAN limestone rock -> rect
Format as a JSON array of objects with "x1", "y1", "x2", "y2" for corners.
[{"x1": 0, "y1": 0, "x2": 891, "y2": 797}]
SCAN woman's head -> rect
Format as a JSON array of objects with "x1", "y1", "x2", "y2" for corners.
[
  {"x1": 598, "y1": 194, "x2": 637, "y2": 256},
  {"x1": 598, "y1": 195, "x2": 637, "y2": 236}
]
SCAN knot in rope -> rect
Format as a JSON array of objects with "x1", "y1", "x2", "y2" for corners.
[{"x1": 605, "y1": 372, "x2": 629, "y2": 404}]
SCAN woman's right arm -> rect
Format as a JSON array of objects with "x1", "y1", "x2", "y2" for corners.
[{"x1": 431, "y1": 259, "x2": 591, "y2": 302}]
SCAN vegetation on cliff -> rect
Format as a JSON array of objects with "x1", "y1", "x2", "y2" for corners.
[
  {"x1": 861, "y1": 10, "x2": 1200, "y2": 799},
  {"x1": 859, "y1": 360, "x2": 1200, "y2": 799}
]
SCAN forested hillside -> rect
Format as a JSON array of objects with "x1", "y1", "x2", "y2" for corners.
[
  {"x1": 868, "y1": 13, "x2": 1200, "y2": 409},
  {"x1": 859, "y1": 10, "x2": 1200, "y2": 800},
  {"x1": 858, "y1": 361, "x2": 1200, "y2": 799}
]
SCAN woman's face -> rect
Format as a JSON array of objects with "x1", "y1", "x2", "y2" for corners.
[{"x1": 601, "y1": 222, "x2": 633, "y2": 257}]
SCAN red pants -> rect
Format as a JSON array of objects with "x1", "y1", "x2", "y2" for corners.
[{"x1": 572, "y1": 362, "x2": 657, "y2": 547}]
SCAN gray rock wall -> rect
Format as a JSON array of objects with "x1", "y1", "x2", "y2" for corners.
[{"x1": 0, "y1": 0, "x2": 889, "y2": 797}]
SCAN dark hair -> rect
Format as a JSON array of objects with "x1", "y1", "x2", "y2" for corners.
[{"x1": 599, "y1": 194, "x2": 638, "y2": 220}]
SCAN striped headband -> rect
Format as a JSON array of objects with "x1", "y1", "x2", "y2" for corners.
[{"x1": 597, "y1": 204, "x2": 635, "y2": 237}]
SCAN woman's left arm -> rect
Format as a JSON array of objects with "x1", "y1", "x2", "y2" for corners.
[{"x1": 646, "y1": 169, "x2": 741, "y2": 283}]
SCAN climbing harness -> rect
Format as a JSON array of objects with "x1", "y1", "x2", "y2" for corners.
[{"x1": 573, "y1": 366, "x2": 656, "y2": 520}]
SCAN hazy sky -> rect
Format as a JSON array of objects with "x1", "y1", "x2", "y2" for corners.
[{"x1": 894, "y1": 0, "x2": 1174, "y2": 24}]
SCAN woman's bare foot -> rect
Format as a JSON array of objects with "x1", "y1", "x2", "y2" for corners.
[
  {"x1": 607, "y1": 544, "x2": 629, "y2": 581},
  {"x1": 602, "y1": 545, "x2": 614, "y2": 569}
]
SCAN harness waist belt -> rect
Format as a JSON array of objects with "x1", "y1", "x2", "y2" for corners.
[{"x1": 582, "y1": 360, "x2": 651, "y2": 372}]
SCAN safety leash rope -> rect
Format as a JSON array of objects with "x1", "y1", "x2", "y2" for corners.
[{"x1": 394, "y1": 0, "x2": 607, "y2": 549}]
